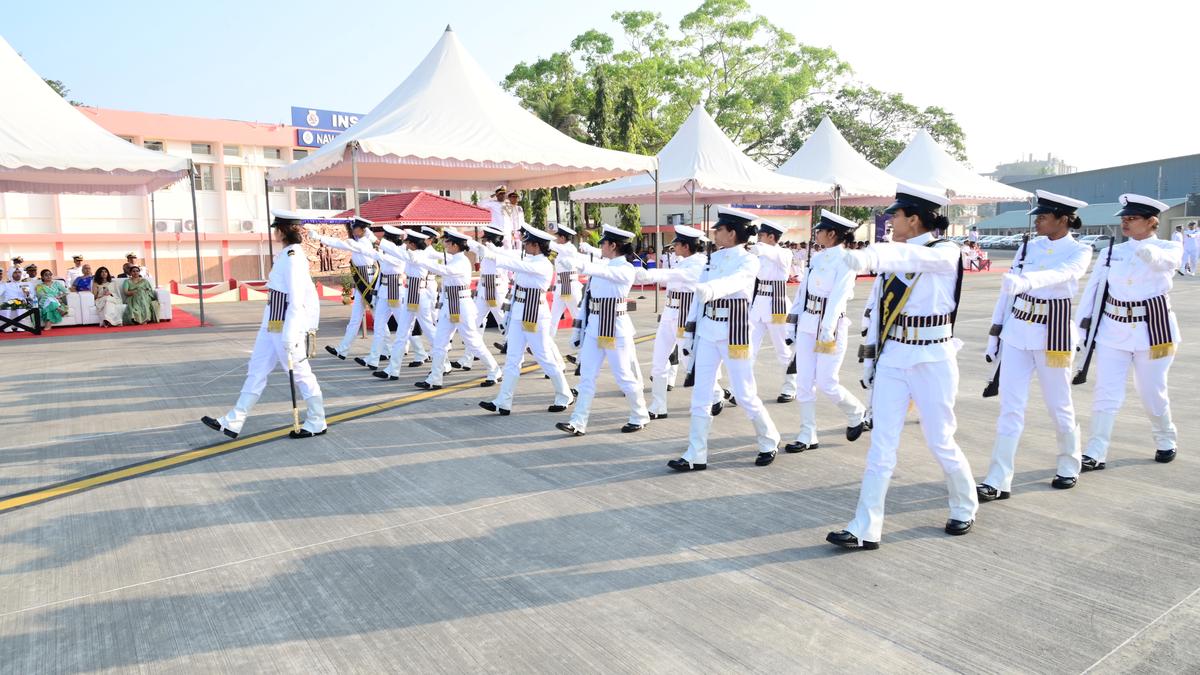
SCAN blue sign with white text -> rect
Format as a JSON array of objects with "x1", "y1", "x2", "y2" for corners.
[
  {"x1": 295, "y1": 128, "x2": 346, "y2": 148},
  {"x1": 290, "y1": 106, "x2": 364, "y2": 132}
]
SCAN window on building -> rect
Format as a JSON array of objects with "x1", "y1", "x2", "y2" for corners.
[
  {"x1": 263, "y1": 147, "x2": 282, "y2": 160},
  {"x1": 295, "y1": 187, "x2": 347, "y2": 211},
  {"x1": 293, "y1": 149, "x2": 309, "y2": 159},
  {"x1": 437, "y1": 190, "x2": 452, "y2": 197},
  {"x1": 224, "y1": 145, "x2": 241, "y2": 157},
  {"x1": 268, "y1": 183, "x2": 284, "y2": 193},
  {"x1": 356, "y1": 188, "x2": 402, "y2": 204},
  {"x1": 143, "y1": 140, "x2": 164, "y2": 152},
  {"x1": 224, "y1": 166, "x2": 243, "y2": 192},
  {"x1": 191, "y1": 142, "x2": 213, "y2": 155},
  {"x1": 193, "y1": 164, "x2": 215, "y2": 191}
]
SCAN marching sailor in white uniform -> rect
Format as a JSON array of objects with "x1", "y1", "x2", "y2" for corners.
[
  {"x1": 1183, "y1": 221, "x2": 1199, "y2": 275},
  {"x1": 473, "y1": 224, "x2": 575, "y2": 415},
  {"x1": 554, "y1": 224, "x2": 650, "y2": 436},
  {"x1": 355, "y1": 224, "x2": 413, "y2": 371},
  {"x1": 474, "y1": 225, "x2": 510, "y2": 341},
  {"x1": 827, "y1": 185, "x2": 977, "y2": 550},
  {"x1": 548, "y1": 223, "x2": 583, "y2": 337},
  {"x1": 202, "y1": 211, "x2": 326, "y2": 439},
  {"x1": 977, "y1": 190, "x2": 1093, "y2": 500},
  {"x1": 748, "y1": 218, "x2": 799, "y2": 403},
  {"x1": 668, "y1": 208, "x2": 782, "y2": 471},
  {"x1": 411, "y1": 229, "x2": 502, "y2": 390},
  {"x1": 784, "y1": 210, "x2": 868, "y2": 453},
  {"x1": 1076, "y1": 194, "x2": 1183, "y2": 470},
  {"x1": 315, "y1": 217, "x2": 379, "y2": 360},
  {"x1": 372, "y1": 229, "x2": 439, "y2": 379}
]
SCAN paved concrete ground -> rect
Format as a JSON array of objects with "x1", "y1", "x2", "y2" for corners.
[{"x1": 0, "y1": 260, "x2": 1198, "y2": 674}]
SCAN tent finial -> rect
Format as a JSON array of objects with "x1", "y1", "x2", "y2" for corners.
[{"x1": 445, "y1": 24, "x2": 453, "y2": 32}]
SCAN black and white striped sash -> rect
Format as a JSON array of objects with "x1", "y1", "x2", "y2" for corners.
[
  {"x1": 886, "y1": 313, "x2": 953, "y2": 345},
  {"x1": 406, "y1": 276, "x2": 424, "y2": 310},
  {"x1": 1104, "y1": 295, "x2": 1176, "y2": 359},
  {"x1": 556, "y1": 271, "x2": 575, "y2": 299},
  {"x1": 702, "y1": 298, "x2": 751, "y2": 359},
  {"x1": 267, "y1": 289, "x2": 288, "y2": 333},
  {"x1": 481, "y1": 274, "x2": 498, "y2": 307},
  {"x1": 667, "y1": 290, "x2": 693, "y2": 337},
  {"x1": 1012, "y1": 294, "x2": 1074, "y2": 367},
  {"x1": 588, "y1": 297, "x2": 628, "y2": 349},
  {"x1": 444, "y1": 285, "x2": 467, "y2": 323},
  {"x1": 514, "y1": 285, "x2": 545, "y2": 332},
  {"x1": 754, "y1": 279, "x2": 789, "y2": 323},
  {"x1": 383, "y1": 274, "x2": 402, "y2": 307}
]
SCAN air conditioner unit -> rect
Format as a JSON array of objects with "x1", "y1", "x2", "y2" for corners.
[
  {"x1": 154, "y1": 220, "x2": 176, "y2": 233},
  {"x1": 240, "y1": 220, "x2": 255, "y2": 232},
  {"x1": 182, "y1": 220, "x2": 196, "y2": 232},
  {"x1": 667, "y1": 214, "x2": 684, "y2": 225}
]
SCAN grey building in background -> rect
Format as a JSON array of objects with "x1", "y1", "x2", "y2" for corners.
[{"x1": 995, "y1": 153, "x2": 1200, "y2": 215}]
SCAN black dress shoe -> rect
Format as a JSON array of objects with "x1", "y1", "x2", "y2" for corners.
[
  {"x1": 556, "y1": 422, "x2": 584, "y2": 436},
  {"x1": 976, "y1": 483, "x2": 1010, "y2": 502},
  {"x1": 493, "y1": 341, "x2": 507, "y2": 353},
  {"x1": 724, "y1": 389, "x2": 738, "y2": 406},
  {"x1": 1081, "y1": 455, "x2": 1106, "y2": 471},
  {"x1": 666, "y1": 385, "x2": 674, "y2": 391},
  {"x1": 407, "y1": 361, "x2": 424, "y2": 368},
  {"x1": 325, "y1": 346, "x2": 345, "y2": 359},
  {"x1": 777, "y1": 394, "x2": 795, "y2": 403},
  {"x1": 354, "y1": 357, "x2": 368, "y2": 367},
  {"x1": 565, "y1": 354, "x2": 577, "y2": 364},
  {"x1": 944, "y1": 519, "x2": 974, "y2": 536},
  {"x1": 478, "y1": 401, "x2": 510, "y2": 415},
  {"x1": 372, "y1": 371, "x2": 398, "y2": 381},
  {"x1": 547, "y1": 404, "x2": 568, "y2": 413},
  {"x1": 711, "y1": 400, "x2": 724, "y2": 416},
  {"x1": 200, "y1": 416, "x2": 238, "y2": 439},
  {"x1": 571, "y1": 388, "x2": 579, "y2": 397},
  {"x1": 846, "y1": 422, "x2": 865, "y2": 442},
  {"x1": 621, "y1": 423, "x2": 644, "y2": 433},
  {"x1": 667, "y1": 458, "x2": 706, "y2": 471},
  {"x1": 755, "y1": 450, "x2": 777, "y2": 466},
  {"x1": 826, "y1": 530, "x2": 879, "y2": 550},
  {"x1": 480, "y1": 378, "x2": 499, "y2": 387},
  {"x1": 1050, "y1": 475, "x2": 1077, "y2": 489},
  {"x1": 289, "y1": 428, "x2": 328, "y2": 439},
  {"x1": 649, "y1": 412, "x2": 668, "y2": 420},
  {"x1": 784, "y1": 441, "x2": 817, "y2": 453},
  {"x1": 414, "y1": 381, "x2": 442, "y2": 390},
  {"x1": 379, "y1": 354, "x2": 389, "y2": 362},
  {"x1": 1155, "y1": 449, "x2": 1177, "y2": 463}
]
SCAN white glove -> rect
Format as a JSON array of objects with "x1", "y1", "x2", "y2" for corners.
[
  {"x1": 466, "y1": 239, "x2": 482, "y2": 252},
  {"x1": 817, "y1": 328, "x2": 835, "y2": 345},
  {"x1": 860, "y1": 358, "x2": 875, "y2": 389},
  {"x1": 692, "y1": 283, "x2": 715, "y2": 304},
  {"x1": 985, "y1": 335, "x2": 1000, "y2": 362},
  {"x1": 285, "y1": 336, "x2": 305, "y2": 365},
  {"x1": 844, "y1": 249, "x2": 870, "y2": 272},
  {"x1": 1135, "y1": 246, "x2": 1155, "y2": 263},
  {"x1": 1000, "y1": 273, "x2": 1031, "y2": 296}
]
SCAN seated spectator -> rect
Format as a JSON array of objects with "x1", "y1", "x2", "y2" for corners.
[
  {"x1": 35, "y1": 269, "x2": 69, "y2": 329},
  {"x1": 977, "y1": 246, "x2": 990, "y2": 271},
  {"x1": 118, "y1": 263, "x2": 133, "y2": 278},
  {"x1": 70, "y1": 264, "x2": 94, "y2": 292},
  {"x1": 24, "y1": 263, "x2": 39, "y2": 281},
  {"x1": 91, "y1": 266, "x2": 124, "y2": 327},
  {"x1": 122, "y1": 266, "x2": 158, "y2": 325},
  {"x1": 2, "y1": 268, "x2": 33, "y2": 332}
]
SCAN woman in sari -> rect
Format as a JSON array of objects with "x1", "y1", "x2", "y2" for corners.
[
  {"x1": 92, "y1": 266, "x2": 124, "y2": 327},
  {"x1": 35, "y1": 269, "x2": 69, "y2": 329},
  {"x1": 122, "y1": 266, "x2": 158, "y2": 325}
]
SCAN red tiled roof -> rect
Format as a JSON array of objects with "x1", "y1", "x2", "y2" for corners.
[{"x1": 334, "y1": 192, "x2": 491, "y2": 225}]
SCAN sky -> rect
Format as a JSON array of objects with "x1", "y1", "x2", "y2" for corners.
[{"x1": 5, "y1": 0, "x2": 1198, "y2": 174}]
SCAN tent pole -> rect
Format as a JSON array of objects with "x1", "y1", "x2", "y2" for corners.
[
  {"x1": 653, "y1": 169, "x2": 660, "y2": 314},
  {"x1": 263, "y1": 177, "x2": 274, "y2": 271},
  {"x1": 188, "y1": 160, "x2": 206, "y2": 326},
  {"x1": 689, "y1": 179, "x2": 696, "y2": 227},
  {"x1": 350, "y1": 143, "x2": 366, "y2": 338},
  {"x1": 150, "y1": 192, "x2": 160, "y2": 287},
  {"x1": 554, "y1": 186, "x2": 561, "y2": 223}
]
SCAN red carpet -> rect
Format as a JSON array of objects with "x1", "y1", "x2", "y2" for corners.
[{"x1": 0, "y1": 308, "x2": 203, "y2": 341}]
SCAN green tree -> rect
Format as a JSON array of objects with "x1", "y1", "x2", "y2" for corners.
[
  {"x1": 613, "y1": 85, "x2": 643, "y2": 234},
  {"x1": 585, "y1": 71, "x2": 610, "y2": 147},
  {"x1": 469, "y1": 191, "x2": 479, "y2": 205},
  {"x1": 530, "y1": 188, "x2": 551, "y2": 227},
  {"x1": 43, "y1": 78, "x2": 84, "y2": 106}
]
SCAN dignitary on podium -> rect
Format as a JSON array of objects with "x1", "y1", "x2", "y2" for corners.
[
  {"x1": 409, "y1": 229, "x2": 502, "y2": 390},
  {"x1": 1076, "y1": 194, "x2": 1183, "y2": 470},
  {"x1": 977, "y1": 191, "x2": 1093, "y2": 500},
  {"x1": 827, "y1": 185, "x2": 977, "y2": 550},
  {"x1": 748, "y1": 218, "x2": 799, "y2": 403},
  {"x1": 202, "y1": 211, "x2": 325, "y2": 439},
  {"x1": 472, "y1": 224, "x2": 575, "y2": 415},
  {"x1": 315, "y1": 217, "x2": 379, "y2": 360},
  {"x1": 554, "y1": 224, "x2": 650, "y2": 436},
  {"x1": 784, "y1": 210, "x2": 868, "y2": 454},
  {"x1": 668, "y1": 208, "x2": 782, "y2": 471}
]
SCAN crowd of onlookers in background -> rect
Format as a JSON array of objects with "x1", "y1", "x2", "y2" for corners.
[{"x1": 1, "y1": 253, "x2": 158, "y2": 332}]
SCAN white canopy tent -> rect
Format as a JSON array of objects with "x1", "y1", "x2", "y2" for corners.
[
  {"x1": 570, "y1": 104, "x2": 832, "y2": 212},
  {"x1": 0, "y1": 35, "x2": 206, "y2": 324},
  {"x1": 885, "y1": 129, "x2": 1032, "y2": 205},
  {"x1": 775, "y1": 116, "x2": 896, "y2": 207},
  {"x1": 268, "y1": 27, "x2": 655, "y2": 193},
  {"x1": 0, "y1": 35, "x2": 188, "y2": 195}
]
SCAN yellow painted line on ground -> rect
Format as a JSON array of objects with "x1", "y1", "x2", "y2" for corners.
[{"x1": 0, "y1": 334, "x2": 655, "y2": 515}]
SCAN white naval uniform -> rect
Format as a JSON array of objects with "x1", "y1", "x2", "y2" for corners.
[
  {"x1": 66, "y1": 266, "x2": 84, "y2": 286},
  {"x1": 478, "y1": 245, "x2": 573, "y2": 410},
  {"x1": 1, "y1": 277, "x2": 33, "y2": 332},
  {"x1": 786, "y1": 244, "x2": 866, "y2": 446},
  {"x1": 474, "y1": 248, "x2": 509, "y2": 335},
  {"x1": 982, "y1": 235, "x2": 1092, "y2": 491},
  {"x1": 562, "y1": 255, "x2": 650, "y2": 432},
  {"x1": 217, "y1": 244, "x2": 325, "y2": 435},
  {"x1": 1171, "y1": 231, "x2": 1187, "y2": 274},
  {"x1": 415, "y1": 251, "x2": 500, "y2": 386},
  {"x1": 548, "y1": 241, "x2": 583, "y2": 336},
  {"x1": 845, "y1": 233, "x2": 977, "y2": 543},
  {"x1": 748, "y1": 241, "x2": 798, "y2": 397},
  {"x1": 315, "y1": 232, "x2": 378, "y2": 357},
  {"x1": 361, "y1": 241, "x2": 409, "y2": 367},
  {"x1": 375, "y1": 245, "x2": 440, "y2": 378},
  {"x1": 1078, "y1": 236, "x2": 1183, "y2": 461},
  {"x1": 681, "y1": 245, "x2": 781, "y2": 465},
  {"x1": 635, "y1": 253, "x2": 724, "y2": 416},
  {"x1": 1184, "y1": 229, "x2": 1199, "y2": 275}
]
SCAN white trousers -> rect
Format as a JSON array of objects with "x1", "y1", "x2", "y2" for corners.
[
  {"x1": 649, "y1": 309, "x2": 722, "y2": 415},
  {"x1": 381, "y1": 294, "x2": 437, "y2": 377},
  {"x1": 846, "y1": 359, "x2": 978, "y2": 543},
  {"x1": 1184, "y1": 248, "x2": 1198, "y2": 275},
  {"x1": 365, "y1": 284, "x2": 405, "y2": 366},
  {"x1": 682, "y1": 337, "x2": 780, "y2": 464},
  {"x1": 335, "y1": 287, "x2": 370, "y2": 356},
  {"x1": 792, "y1": 328, "x2": 865, "y2": 443},
  {"x1": 220, "y1": 329, "x2": 323, "y2": 433},
  {"x1": 475, "y1": 276, "x2": 509, "y2": 333},
  {"x1": 426, "y1": 304, "x2": 499, "y2": 386},
  {"x1": 569, "y1": 331, "x2": 649, "y2": 432},
  {"x1": 492, "y1": 302, "x2": 573, "y2": 409},
  {"x1": 548, "y1": 284, "x2": 581, "y2": 335},
  {"x1": 1086, "y1": 343, "x2": 1177, "y2": 459},
  {"x1": 749, "y1": 307, "x2": 797, "y2": 396}
]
